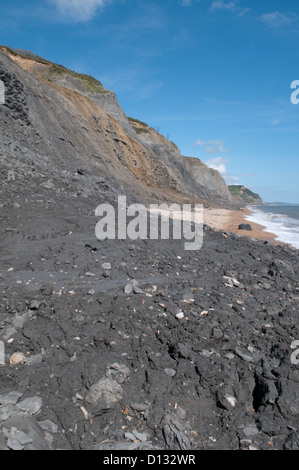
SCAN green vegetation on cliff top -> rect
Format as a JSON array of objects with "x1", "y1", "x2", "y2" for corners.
[
  {"x1": 0, "y1": 46, "x2": 107, "y2": 95},
  {"x1": 228, "y1": 185, "x2": 262, "y2": 203}
]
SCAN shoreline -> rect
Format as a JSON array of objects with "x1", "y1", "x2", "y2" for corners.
[{"x1": 204, "y1": 206, "x2": 283, "y2": 246}]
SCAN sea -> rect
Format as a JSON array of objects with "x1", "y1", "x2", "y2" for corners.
[{"x1": 244, "y1": 204, "x2": 299, "y2": 250}]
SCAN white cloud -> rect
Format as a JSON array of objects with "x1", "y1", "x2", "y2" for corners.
[
  {"x1": 181, "y1": 0, "x2": 192, "y2": 6},
  {"x1": 51, "y1": 0, "x2": 109, "y2": 22},
  {"x1": 225, "y1": 174, "x2": 239, "y2": 184},
  {"x1": 210, "y1": 1, "x2": 250, "y2": 17},
  {"x1": 205, "y1": 156, "x2": 230, "y2": 176},
  {"x1": 210, "y1": 1, "x2": 237, "y2": 12},
  {"x1": 205, "y1": 156, "x2": 242, "y2": 184},
  {"x1": 260, "y1": 12, "x2": 295, "y2": 28},
  {"x1": 195, "y1": 139, "x2": 228, "y2": 154},
  {"x1": 195, "y1": 139, "x2": 207, "y2": 146}
]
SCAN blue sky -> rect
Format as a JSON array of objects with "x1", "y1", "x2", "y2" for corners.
[{"x1": 1, "y1": 0, "x2": 299, "y2": 203}]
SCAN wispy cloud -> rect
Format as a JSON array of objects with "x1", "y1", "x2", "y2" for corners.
[
  {"x1": 181, "y1": 0, "x2": 192, "y2": 6},
  {"x1": 260, "y1": 11, "x2": 296, "y2": 28},
  {"x1": 100, "y1": 64, "x2": 164, "y2": 100},
  {"x1": 209, "y1": 1, "x2": 250, "y2": 17},
  {"x1": 50, "y1": 0, "x2": 110, "y2": 22},
  {"x1": 195, "y1": 139, "x2": 229, "y2": 154}
]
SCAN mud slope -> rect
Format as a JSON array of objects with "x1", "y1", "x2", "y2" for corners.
[{"x1": 0, "y1": 48, "x2": 233, "y2": 206}]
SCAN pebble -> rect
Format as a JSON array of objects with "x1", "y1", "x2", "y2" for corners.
[
  {"x1": 164, "y1": 368, "x2": 176, "y2": 377},
  {"x1": 213, "y1": 328, "x2": 224, "y2": 340},
  {"x1": 102, "y1": 263, "x2": 111, "y2": 270},
  {"x1": 175, "y1": 311, "x2": 184, "y2": 319},
  {"x1": 225, "y1": 396, "x2": 237, "y2": 408},
  {"x1": 9, "y1": 353, "x2": 25, "y2": 366},
  {"x1": 133, "y1": 286, "x2": 144, "y2": 294},
  {"x1": 124, "y1": 283, "x2": 133, "y2": 294},
  {"x1": 29, "y1": 300, "x2": 40, "y2": 310}
]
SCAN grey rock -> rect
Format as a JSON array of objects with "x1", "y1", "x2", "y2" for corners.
[
  {"x1": 29, "y1": 300, "x2": 40, "y2": 310},
  {"x1": 17, "y1": 397, "x2": 42, "y2": 415},
  {"x1": 133, "y1": 430, "x2": 148, "y2": 442},
  {"x1": 125, "y1": 432, "x2": 136, "y2": 441},
  {"x1": 238, "y1": 224, "x2": 252, "y2": 231},
  {"x1": 243, "y1": 425, "x2": 260, "y2": 437},
  {"x1": 175, "y1": 311, "x2": 184, "y2": 319},
  {"x1": 225, "y1": 353, "x2": 235, "y2": 359},
  {"x1": 2, "y1": 413, "x2": 51, "y2": 450},
  {"x1": 25, "y1": 354, "x2": 43, "y2": 366},
  {"x1": 273, "y1": 259, "x2": 295, "y2": 276},
  {"x1": 0, "y1": 391, "x2": 23, "y2": 406},
  {"x1": 213, "y1": 328, "x2": 224, "y2": 340},
  {"x1": 277, "y1": 380, "x2": 299, "y2": 417},
  {"x1": 8, "y1": 427, "x2": 33, "y2": 446},
  {"x1": 284, "y1": 432, "x2": 299, "y2": 450},
  {"x1": 258, "y1": 415, "x2": 280, "y2": 435},
  {"x1": 133, "y1": 286, "x2": 144, "y2": 294},
  {"x1": 38, "y1": 420, "x2": 58, "y2": 434},
  {"x1": 107, "y1": 363, "x2": 130, "y2": 384},
  {"x1": 3, "y1": 326, "x2": 16, "y2": 340},
  {"x1": 130, "y1": 403, "x2": 149, "y2": 412},
  {"x1": 0, "y1": 404, "x2": 20, "y2": 422},
  {"x1": 124, "y1": 283, "x2": 133, "y2": 294},
  {"x1": 235, "y1": 347, "x2": 261, "y2": 363},
  {"x1": 101, "y1": 263, "x2": 111, "y2": 270},
  {"x1": 162, "y1": 415, "x2": 192, "y2": 450},
  {"x1": 164, "y1": 368, "x2": 176, "y2": 377},
  {"x1": 200, "y1": 350, "x2": 212, "y2": 357},
  {"x1": 85, "y1": 377, "x2": 123, "y2": 407},
  {"x1": 13, "y1": 314, "x2": 30, "y2": 329},
  {"x1": 7, "y1": 437, "x2": 25, "y2": 450}
]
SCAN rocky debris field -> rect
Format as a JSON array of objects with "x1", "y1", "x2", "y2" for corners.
[{"x1": 0, "y1": 166, "x2": 299, "y2": 451}]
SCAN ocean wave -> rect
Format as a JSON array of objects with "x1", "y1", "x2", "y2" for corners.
[{"x1": 245, "y1": 208, "x2": 299, "y2": 249}]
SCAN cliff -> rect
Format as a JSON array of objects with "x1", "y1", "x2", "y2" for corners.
[
  {"x1": 0, "y1": 46, "x2": 234, "y2": 207},
  {"x1": 228, "y1": 185, "x2": 263, "y2": 205},
  {"x1": 1, "y1": 48, "x2": 298, "y2": 453},
  {"x1": 183, "y1": 157, "x2": 232, "y2": 203}
]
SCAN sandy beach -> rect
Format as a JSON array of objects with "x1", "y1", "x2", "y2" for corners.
[{"x1": 204, "y1": 206, "x2": 281, "y2": 245}]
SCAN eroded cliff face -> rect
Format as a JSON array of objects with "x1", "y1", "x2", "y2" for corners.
[
  {"x1": 0, "y1": 48, "x2": 233, "y2": 207},
  {"x1": 183, "y1": 157, "x2": 232, "y2": 202}
]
